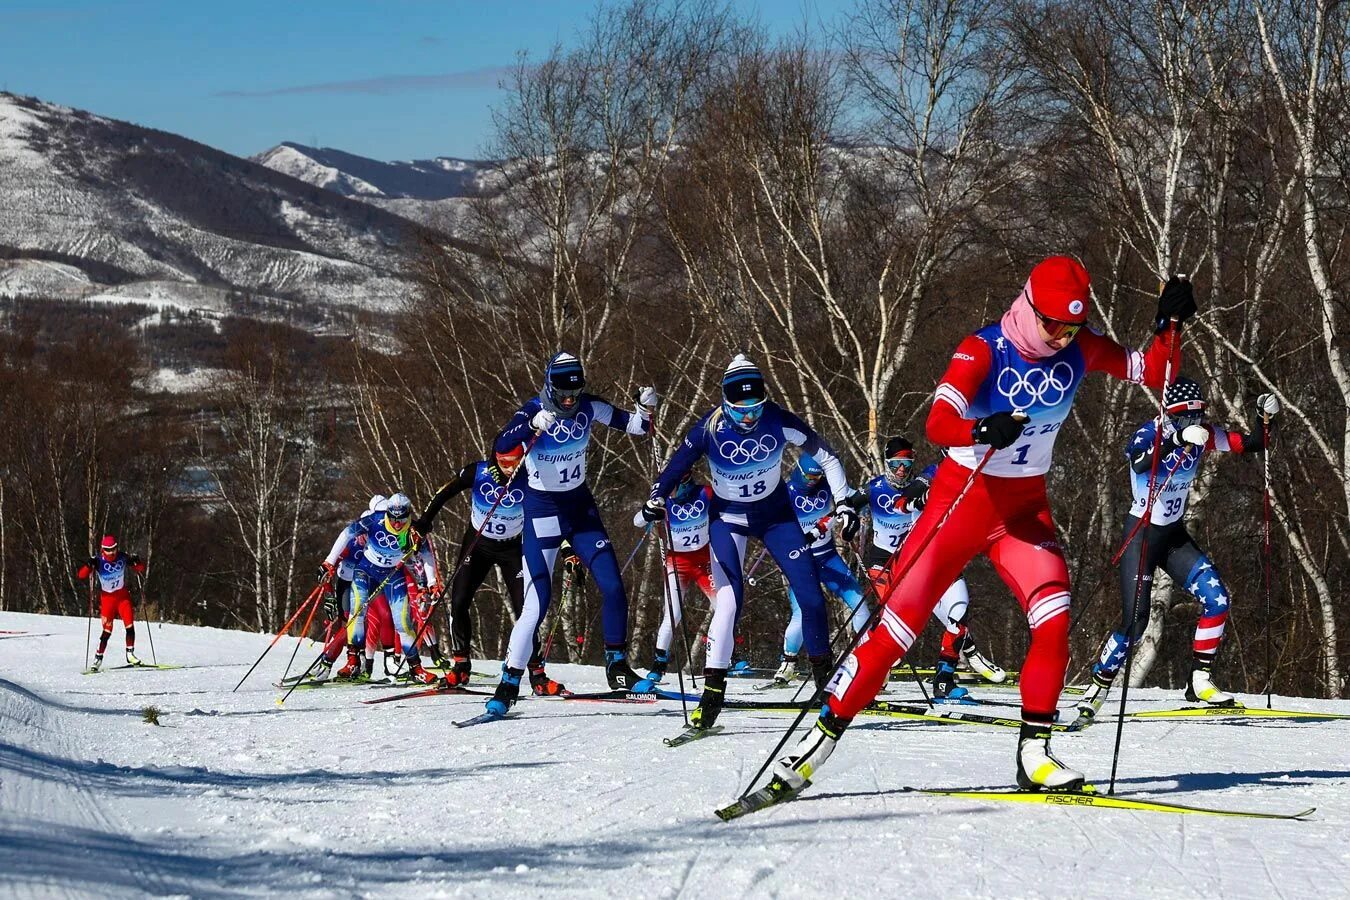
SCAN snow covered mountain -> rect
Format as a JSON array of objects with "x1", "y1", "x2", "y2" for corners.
[
  {"x1": 252, "y1": 142, "x2": 496, "y2": 201},
  {"x1": 0, "y1": 93, "x2": 435, "y2": 315}
]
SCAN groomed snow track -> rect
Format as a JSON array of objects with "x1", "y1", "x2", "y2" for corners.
[{"x1": 2, "y1": 610, "x2": 1349, "y2": 899}]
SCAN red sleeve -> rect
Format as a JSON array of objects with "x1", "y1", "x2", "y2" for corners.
[
  {"x1": 77, "y1": 564, "x2": 91, "y2": 580},
  {"x1": 925, "y1": 335, "x2": 991, "y2": 447},
  {"x1": 1077, "y1": 326, "x2": 1178, "y2": 389}
]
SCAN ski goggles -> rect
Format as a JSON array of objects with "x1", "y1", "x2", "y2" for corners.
[
  {"x1": 723, "y1": 398, "x2": 765, "y2": 430},
  {"x1": 885, "y1": 456, "x2": 914, "y2": 479},
  {"x1": 553, "y1": 387, "x2": 582, "y2": 410},
  {"x1": 1169, "y1": 411, "x2": 1204, "y2": 430},
  {"x1": 1031, "y1": 305, "x2": 1083, "y2": 342}
]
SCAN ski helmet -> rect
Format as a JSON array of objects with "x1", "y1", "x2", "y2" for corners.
[
  {"x1": 721, "y1": 354, "x2": 766, "y2": 433},
  {"x1": 1026, "y1": 256, "x2": 1090, "y2": 338},
  {"x1": 100, "y1": 534, "x2": 118, "y2": 556},
  {"x1": 496, "y1": 444, "x2": 525, "y2": 476},
  {"x1": 1163, "y1": 376, "x2": 1206, "y2": 427},
  {"x1": 883, "y1": 435, "x2": 915, "y2": 486},
  {"x1": 366, "y1": 494, "x2": 387, "y2": 516},
  {"x1": 542, "y1": 352, "x2": 585, "y2": 417},
  {"x1": 672, "y1": 469, "x2": 698, "y2": 501},
  {"x1": 796, "y1": 455, "x2": 824, "y2": 488},
  {"x1": 385, "y1": 493, "x2": 412, "y2": 531}
]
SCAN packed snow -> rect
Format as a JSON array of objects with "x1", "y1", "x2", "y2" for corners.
[{"x1": 2, "y1": 610, "x2": 1347, "y2": 899}]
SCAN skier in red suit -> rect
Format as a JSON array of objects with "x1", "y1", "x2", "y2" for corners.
[
  {"x1": 769, "y1": 257, "x2": 1196, "y2": 794},
  {"x1": 78, "y1": 534, "x2": 147, "y2": 671}
]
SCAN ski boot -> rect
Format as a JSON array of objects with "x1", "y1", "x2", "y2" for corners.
[
  {"x1": 772, "y1": 708, "x2": 850, "y2": 792},
  {"x1": 808, "y1": 655, "x2": 833, "y2": 693},
  {"x1": 126, "y1": 651, "x2": 142, "y2": 667},
  {"x1": 310, "y1": 656, "x2": 334, "y2": 683},
  {"x1": 530, "y1": 665, "x2": 567, "y2": 696},
  {"x1": 485, "y1": 666, "x2": 523, "y2": 717},
  {"x1": 336, "y1": 648, "x2": 363, "y2": 679},
  {"x1": 1016, "y1": 723, "x2": 1085, "y2": 792},
  {"x1": 90, "y1": 653, "x2": 104, "y2": 673},
  {"x1": 931, "y1": 659, "x2": 970, "y2": 701},
  {"x1": 770, "y1": 654, "x2": 799, "y2": 688},
  {"x1": 1069, "y1": 671, "x2": 1112, "y2": 729},
  {"x1": 960, "y1": 643, "x2": 1007, "y2": 684},
  {"x1": 407, "y1": 661, "x2": 438, "y2": 685},
  {"x1": 605, "y1": 648, "x2": 649, "y2": 691},
  {"x1": 441, "y1": 656, "x2": 472, "y2": 688},
  {"x1": 363, "y1": 653, "x2": 375, "y2": 677},
  {"x1": 645, "y1": 649, "x2": 669, "y2": 683},
  {"x1": 1186, "y1": 664, "x2": 1238, "y2": 706},
  {"x1": 689, "y1": 669, "x2": 727, "y2": 730}
]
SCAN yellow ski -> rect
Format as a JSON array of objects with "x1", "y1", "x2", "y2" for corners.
[
  {"x1": 1124, "y1": 705, "x2": 1350, "y2": 721},
  {"x1": 903, "y1": 787, "x2": 1315, "y2": 820}
]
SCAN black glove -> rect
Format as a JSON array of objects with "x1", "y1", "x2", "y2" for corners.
[
  {"x1": 640, "y1": 498, "x2": 665, "y2": 524},
  {"x1": 1155, "y1": 275, "x2": 1196, "y2": 330},
  {"x1": 317, "y1": 562, "x2": 336, "y2": 583},
  {"x1": 972, "y1": 412, "x2": 1027, "y2": 450},
  {"x1": 834, "y1": 503, "x2": 860, "y2": 542},
  {"x1": 323, "y1": 595, "x2": 338, "y2": 620},
  {"x1": 412, "y1": 516, "x2": 433, "y2": 534},
  {"x1": 901, "y1": 475, "x2": 931, "y2": 511}
]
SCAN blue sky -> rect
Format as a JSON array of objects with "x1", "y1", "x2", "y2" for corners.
[{"x1": 0, "y1": 1, "x2": 839, "y2": 162}]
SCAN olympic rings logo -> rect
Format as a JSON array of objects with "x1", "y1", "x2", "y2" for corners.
[
  {"x1": 876, "y1": 493, "x2": 902, "y2": 513},
  {"x1": 996, "y1": 362, "x2": 1074, "y2": 408},
  {"x1": 1166, "y1": 448, "x2": 1199, "y2": 472},
  {"x1": 478, "y1": 482, "x2": 524, "y2": 507},
  {"x1": 373, "y1": 531, "x2": 402, "y2": 550},
  {"x1": 793, "y1": 493, "x2": 828, "y2": 513},
  {"x1": 669, "y1": 499, "x2": 707, "y2": 520},
  {"x1": 719, "y1": 434, "x2": 779, "y2": 464},
  {"x1": 547, "y1": 412, "x2": 590, "y2": 441}
]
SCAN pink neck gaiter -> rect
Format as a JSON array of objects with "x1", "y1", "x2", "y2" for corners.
[{"x1": 1000, "y1": 281, "x2": 1060, "y2": 360}]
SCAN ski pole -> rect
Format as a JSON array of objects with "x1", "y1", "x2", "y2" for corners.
[
  {"x1": 739, "y1": 445, "x2": 998, "y2": 799},
  {"x1": 1262, "y1": 411, "x2": 1273, "y2": 709},
  {"x1": 234, "y1": 582, "x2": 326, "y2": 691},
  {"x1": 136, "y1": 574, "x2": 158, "y2": 666},
  {"x1": 389, "y1": 430, "x2": 544, "y2": 679},
  {"x1": 281, "y1": 582, "x2": 330, "y2": 682},
  {"x1": 83, "y1": 569, "x2": 95, "y2": 672},
  {"x1": 744, "y1": 547, "x2": 770, "y2": 587},
  {"x1": 1108, "y1": 318, "x2": 1180, "y2": 795},
  {"x1": 657, "y1": 523, "x2": 692, "y2": 725}
]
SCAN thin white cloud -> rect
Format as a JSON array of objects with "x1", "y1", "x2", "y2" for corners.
[{"x1": 214, "y1": 66, "x2": 516, "y2": 98}]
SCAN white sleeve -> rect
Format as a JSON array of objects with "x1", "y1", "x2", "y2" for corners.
[
  {"x1": 417, "y1": 541, "x2": 439, "y2": 587},
  {"x1": 324, "y1": 526, "x2": 355, "y2": 566}
]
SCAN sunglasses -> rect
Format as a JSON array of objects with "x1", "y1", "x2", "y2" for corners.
[{"x1": 1032, "y1": 305, "x2": 1083, "y2": 341}]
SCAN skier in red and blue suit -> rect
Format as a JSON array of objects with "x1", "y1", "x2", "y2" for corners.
[
  {"x1": 77, "y1": 534, "x2": 146, "y2": 671},
  {"x1": 769, "y1": 257, "x2": 1195, "y2": 795}
]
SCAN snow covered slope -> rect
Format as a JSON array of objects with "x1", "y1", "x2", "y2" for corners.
[
  {"x1": 0, "y1": 93, "x2": 431, "y2": 312},
  {"x1": 252, "y1": 142, "x2": 495, "y2": 201},
  {"x1": 2, "y1": 610, "x2": 1347, "y2": 899}
]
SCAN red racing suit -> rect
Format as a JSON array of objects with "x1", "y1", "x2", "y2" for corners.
[{"x1": 827, "y1": 322, "x2": 1175, "y2": 728}]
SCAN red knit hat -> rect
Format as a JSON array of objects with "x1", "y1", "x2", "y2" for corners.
[{"x1": 1027, "y1": 256, "x2": 1091, "y2": 324}]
